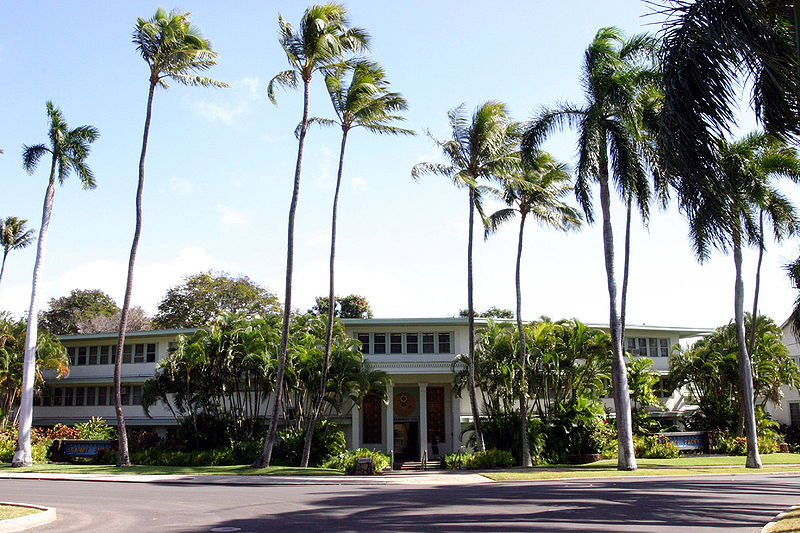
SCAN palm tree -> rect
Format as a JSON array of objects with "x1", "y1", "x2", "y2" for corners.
[
  {"x1": 691, "y1": 132, "x2": 799, "y2": 468},
  {"x1": 299, "y1": 59, "x2": 412, "y2": 467},
  {"x1": 413, "y1": 101, "x2": 519, "y2": 452},
  {"x1": 256, "y1": 3, "x2": 368, "y2": 469},
  {"x1": 0, "y1": 217, "x2": 35, "y2": 290},
  {"x1": 116, "y1": 8, "x2": 227, "y2": 467},
  {"x1": 658, "y1": 0, "x2": 800, "y2": 233},
  {"x1": 485, "y1": 151, "x2": 581, "y2": 466},
  {"x1": 12, "y1": 101, "x2": 97, "y2": 466},
  {"x1": 522, "y1": 27, "x2": 658, "y2": 470}
]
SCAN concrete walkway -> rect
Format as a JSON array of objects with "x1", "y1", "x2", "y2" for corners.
[{"x1": 0, "y1": 470, "x2": 492, "y2": 486}]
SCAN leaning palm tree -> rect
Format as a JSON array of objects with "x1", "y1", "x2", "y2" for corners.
[
  {"x1": 522, "y1": 28, "x2": 658, "y2": 471},
  {"x1": 116, "y1": 8, "x2": 227, "y2": 467},
  {"x1": 300, "y1": 59, "x2": 412, "y2": 467},
  {"x1": 12, "y1": 101, "x2": 98, "y2": 466},
  {"x1": 413, "y1": 101, "x2": 519, "y2": 452},
  {"x1": 0, "y1": 217, "x2": 35, "y2": 290},
  {"x1": 485, "y1": 151, "x2": 581, "y2": 466},
  {"x1": 692, "y1": 132, "x2": 799, "y2": 469},
  {"x1": 256, "y1": 3, "x2": 368, "y2": 468}
]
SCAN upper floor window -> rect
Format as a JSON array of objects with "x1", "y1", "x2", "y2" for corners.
[
  {"x1": 67, "y1": 343, "x2": 156, "y2": 366},
  {"x1": 356, "y1": 332, "x2": 454, "y2": 355},
  {"x1": 625, "y1": 337, "x2": 669, "y2": 358}
]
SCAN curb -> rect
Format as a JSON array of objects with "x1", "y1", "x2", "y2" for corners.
[
  {"x1": 0, "y1": 503, "x2": 56, "y2": 533},
  {"x1": 762, "y1": 503, "x2": 800, "y2": 533}
]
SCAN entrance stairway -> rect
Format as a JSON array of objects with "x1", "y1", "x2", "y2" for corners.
[{"x1": 394, "y1": 460, "x2": 442, "y2": 471}]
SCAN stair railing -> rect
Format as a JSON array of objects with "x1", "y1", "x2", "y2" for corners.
[{"x1": 421, "y1": 449, "x2": 427, "y2": 470}]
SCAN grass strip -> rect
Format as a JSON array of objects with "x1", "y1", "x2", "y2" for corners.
[
  {"x1": 0, "y1": 463, "x2": 343, "y2": 476},
  {"x1": 0, "y1": 504, "x2": 41, "y2": 520},
  {"x1": 764, "y1": 507, "x2": 800, "y2": 533},
  {"x1": 484, "y1": 465, "x2": 800, "y2": 481}
]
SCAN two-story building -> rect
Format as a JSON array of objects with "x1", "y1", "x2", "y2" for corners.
[{"x1": 34, "y1": 318, "x2": 712, "y2": 461}]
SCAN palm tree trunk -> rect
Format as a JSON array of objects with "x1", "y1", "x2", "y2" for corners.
[
  {"x1": 620, "y1": 198, "x2": 632, "y2": 350},
  {"x1": 13, "y1": 155, "x2": 57, "y2": 467},
  {"x1": 467, "y1": 187, "x2": 485, "y2": 452},
  {"x1": 256, "y1": 77, "x2": 311, "y2": 468},
  {"x1": 515, "y1": 213, "x2": 532, "y2": 467},
  {"x1": 598, "y1": 162, "x2": 637, "y2": 471},
  {"x1": 0, "y1": 250, "x2": 9, "y2": 290},
  {"x1": 748, "y1": 210, "x2": 764, "y2": 360},
  {"x1": 114, "y1": 80, "x2": 156, "y2": 468},
  {"x1": 733, "y1": 232, "x2": 762, "y2": 469},
  {"x1": 301, "y1": 128, "x2": 349, "y2": 468}
]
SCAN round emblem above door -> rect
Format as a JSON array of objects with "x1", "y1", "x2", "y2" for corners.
[{"x1": 394, "y1": 392, "x2": 417, "y2": 417}]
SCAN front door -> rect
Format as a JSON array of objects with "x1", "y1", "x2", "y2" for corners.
[{"x1": 393, "y1": 421, "x2": 419, "y2": 461}]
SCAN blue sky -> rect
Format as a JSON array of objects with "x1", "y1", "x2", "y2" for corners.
[{"x1": 0, "y1": 1, "x2": 793, "y2": 329}]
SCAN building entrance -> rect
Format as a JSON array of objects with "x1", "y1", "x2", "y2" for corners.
[{"x1": 393, "y1": 421, "x2": 419, "y2": 461}]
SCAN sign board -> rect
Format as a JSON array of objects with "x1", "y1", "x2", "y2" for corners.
[{"x1": 659, "y1": 431, "x2": 706, "y2": 451}]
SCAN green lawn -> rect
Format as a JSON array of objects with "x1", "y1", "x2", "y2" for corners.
[
  {"x1": 0, "y1": 504, "x2": 41, "y2": 520},
  {"x1": 764, "y1": 507, "x2": 800, "y2": 533},
  {"x1": 0, "y1": 463, "x2": 343, "y2": 476}
]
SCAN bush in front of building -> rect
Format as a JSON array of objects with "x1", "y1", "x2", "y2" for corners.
[
  {"x1": 322, "y1": 448, "x2": 390, "y2": 474},
  {"x1": 476, "y1": 411, "x2": 546, "y2": 465},
  {"x1": 74, "y1": 417, "x2": 116, "y2": 440},
  {"x1": 440, "y1": 449, "x2": 514, "y2": 469},
  {"x1": 633, "y1": 434, "x2": 680, "y2": 459},
  {"x1": 440, "y1": 451, "x2": 471, "y2": 469},
  {"x1": 0, "y1": 426, "x2": 53, "y2": 463},
  {"x1": 270, "y1": 420, "x2": 347, "y2": 467}
]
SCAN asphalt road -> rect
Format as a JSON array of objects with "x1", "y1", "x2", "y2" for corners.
[{"x1": 3, "y1": 473, "x2": 799, "y2": 532}]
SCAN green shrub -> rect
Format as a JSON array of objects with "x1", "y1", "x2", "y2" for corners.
[
  {"x1": 440, "y1": 452, "x2": 470, "y2": 470},
  {"x1": 0, "y1": 427, "x2": 52, "y2": 463},
  {"x1": 0, "y1": 438, "x2": 13, "y2": 462},
  {"x1": 271, "y1": 420, "x2": 347, "y2": 467},
  {"x1": 130, "y1": 447, "x2": 235, "y2": 466},
  {"x1": 322, "y1": 448, "x2": 390, "y2": 474},
  {"x1": 634, "y1": 434, "x2": 680, "y2": 459},
  {"x1": 472, "y1": 411, "x2": 545, "y2": 465},
  {"x1": 463, "y1": 449, "x2": 514, "y2": 469},
  {"x1": 75, "y1": 417, "x2": 116, "y2": 440}
]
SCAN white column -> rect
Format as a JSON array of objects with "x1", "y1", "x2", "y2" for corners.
[
  {"x1": 451, "y1": 387, "x2": 461, "y2": 453},
  {"x1": 385, "y1": 382, "x2": 394, "y2": 454},
  {"x1": 351, "y1": 404, "x2": 360, "y2": 450},
  {"x1": 419, "y1": 383, "x2": 428, "y2": 461}
]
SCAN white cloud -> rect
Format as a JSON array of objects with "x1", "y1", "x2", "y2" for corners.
[
  {"x1": 191, "y1": 77, "x2": 262, "y2": 126},
  {"x1": 350, "y1": 176, "x2": 367, "y2": 191},
  {"x1": 216, "y1": 204, "x2": 252, "y2": 226},
  {"x1": 167, "y1": 176, "x2": 193, "y2": 196}
]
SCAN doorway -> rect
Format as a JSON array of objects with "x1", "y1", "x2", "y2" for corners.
[{"x1": 393, "y1": 421, "x2": 419, "y2": 461}]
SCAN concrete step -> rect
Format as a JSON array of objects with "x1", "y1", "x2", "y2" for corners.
[{"x1": 395, "y1": 460, "x2": 442, "y2": 471}]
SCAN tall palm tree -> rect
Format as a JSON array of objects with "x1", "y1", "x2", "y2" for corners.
[
  {"x1": 413, "y1": 101, "x2": 519, "y2": 452},
  {"x1": 522, "y1": 27, "x2": 658, "y2": 470},
  {"x1": 117, "y1": 8, "x2": 227, "y2": 467},
  {"x1": 299, "y1": 59, "x2": 412, "y2": 467},
  {"x1": 12, "y1": 101, "x2": 97, "y2": 466},
  {"x1": 658, "y1": 0, "x2": 800, "y2": 235},
  {"x1": 0, "y1": 217, "x2": 35, "y2": 290},
  {"x1": 256, "y1": 3, "x2": 368, "y2": 468},
  {"x1": 485, "y1": 151, "x2": 581, "y2": 466},
  {"x1": 692, "y1": 132, "x2": 799, "y2": 468}
]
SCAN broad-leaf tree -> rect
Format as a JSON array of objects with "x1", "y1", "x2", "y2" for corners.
[
  {"x1": 413, "y1": 101, "x2": 519, "y2": 451},
  {"x1": 117, "y1": 8, "x2": 227, "y2": 467},
  {"x1": 300, "y1": 59, "x2": 411, "y2": 467},
  {"x1": 485, "y1": 151, "x2": 581, "y2": 466},
  {"x1": 0, "y1": 217, "x2": 34, "y2": 290},
  {"x1": 39, "y1": 289, "x2": 118, "y2": 335},
  {"x1": 522, "y1": 28, "x2": 658, "y2": 471},
  {"x1": 13, "y1": 101, "x2": 98, "y2": 466},
  {"x1": 256, "y1": 3, "x2": 368, "y2": 468}
]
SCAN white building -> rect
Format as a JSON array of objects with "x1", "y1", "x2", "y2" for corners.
[{"x1": 35, "y1": 318, "x2": 711, "y2": 461}]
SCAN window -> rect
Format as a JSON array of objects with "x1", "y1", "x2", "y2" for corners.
[
  {"x1": 88, "y1": 346, "x2": 98, "y2": 365},
  {"x1": 626, "y1": 337, "x2": 670, "y2": 358},
  {"x1": 792, "y1": 403, "x2": 800, "y2": 427},
  {"x1": 98, "y1": 386, "x2": 107, "y2": 406},
  {"x1": 77, "y1": 347, "x2": 87, "y2": 366},
  {"x1": 373, "y1": 334, "x2": 386, "y2": 354},
  {"x1": 121, "y1": 386, "x2": 130, "y2": 406},
  {"x1": 122, "y1": 345, "x2": 132, "y2": 364},
  {"x1": 422, "y1": 334, "x2": 435, "y2": 354},
  {"x1": 64, "y1": 387, "x2": 74, "y2": 407},
  {"x1": 132, "y1": 385, "x2": 142, "y2": 405},
  {"x1": 390, "y1": 334, "x2": 402, "y2": 354},
  {"x1": 406, "y1": 333, "x2": 418, "y2": 354},
  {"x1": 67, "y1": 347, "x2": 76, "y2": 365},
  {"x1": 99, "y1": 346, "x2": 109, "y2": 365},
  {"x1": 362, "y1": 394, "x2": 382, "y2": 444},
  {"x1": 660, "y1": 338, "x2": 669, "y2": 358},
  {"x1": 438, "y1": 333, "x2": 451, "y2": 354},
  {"x1": 53, "y1": 388, "x2": 63, "y2": 406},
  {"x1": 648, "y1": 338, "x2": 660, "y2": 358},
  {"x1": 134, "y1": 344, "x2": 145, "y2": 363},
  {"x1": 75, "y1": 387, "x2": 85, "y2": 406},
  {"x1": 357, "y1": 334, "x2": 370, "y2": 354},
  {"x1": 146, "y1": 343, "x2": 157, "y2": 363},
  {"x1": 86, "y1": 386, "x2": 96, "y2": 406},
  {"x1": 110, "y1": 345, "x2": 116, "y2": 364}
]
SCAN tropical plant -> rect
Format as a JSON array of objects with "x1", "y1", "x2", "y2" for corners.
[
  {"x1": 0, "y1": 314, "x2": 69, "y2": 429},
  {"x1": 39, "y1": 289, "x2": 119, "y2": 335},
  {"x1": 522, "y1": 27, "x2": 660, "y2": 470},
  {"x1": 686, "y1": 133, "x2": 799, "y2": 468},
  {"x1": 14, "y1": 101, "x2": 97, "y2": 467},
  {"x1": 311, "y1": 294, "x2": 373, "y2": 319},
  {"x1": 413, "y1": 101, "x2": 519, "y2": 451},
  {"x1": 485, "y1": 150, "x2": 581, "y2": 466},
  {"x1": 117, "y1": 8, "x2": 227, "y2": 467},
  {"x1": 257, "y1": 2, "x2": 368, "y2": 469},
  {"x1": 299, "y1": 59, "x2": 411, "y2": 466},
  {"x1": 626, "y1": 356, "x2": 665, "y2": 434},
  {"x1": 0, "y1": 217, "x2": 34, "y2": 290}
]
